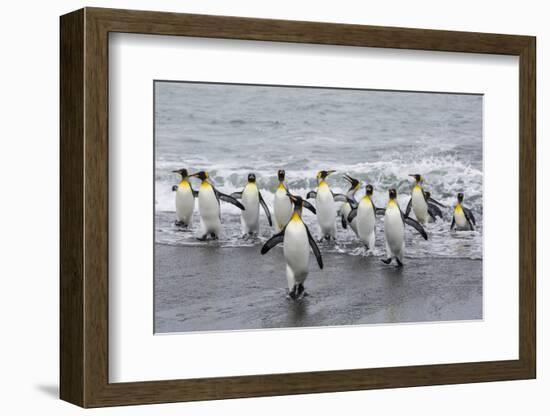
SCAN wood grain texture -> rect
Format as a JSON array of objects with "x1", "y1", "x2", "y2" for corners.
[
  {"x1": 59, "y1": 8, "x2": 84, "y2": 407},
  {"x1": 59, "y1": 7, "x2": 537, "y2": 408}
]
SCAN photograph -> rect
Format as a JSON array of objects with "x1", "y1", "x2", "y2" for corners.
[{"x1": 154, "y1": 81, "x2": 483, "y2": 334}]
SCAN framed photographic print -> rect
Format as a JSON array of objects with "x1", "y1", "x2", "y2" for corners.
[{"x1": 60, "y1": 7, "x2": 536, "y2": 408}]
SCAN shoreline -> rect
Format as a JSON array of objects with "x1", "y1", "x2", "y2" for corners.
[{"x1": 154, "y1": 243, "x2": 482, "y2": 333}]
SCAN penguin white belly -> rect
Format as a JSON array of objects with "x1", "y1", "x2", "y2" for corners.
[
  {"x1": 316, "y1": 185, "x2": 336, "y2": 237},
  {"x1": 241, "y1": 184, "x2": 260, "y2": 234},
  {"x1": 198, "y1": 184, "x2": 221, "y2": 235},
  {"x1": 454, "y1": 206, "x2": 470, "y2": 230},
  {"x1": 341, "y1": 202, "x2": 358, "y2": 235},
  {"x1": 283, "y1": 220, "x2": 310, "y2": 289},
  {"x1": 384, "y1": 205, "x2": 404, "y2": 258},
  {"x1": 274, "y1": 187, "x2": 292, "y2": 231},
  {"x1": 412, "y1": 187, "x2": 429, "y2": 223},
  {"x1": 357, "y1": 199, "x2": 375, "y2": 249},
  {"x1": 175, "y1": 183, "x2": 194, "y2": 225}
]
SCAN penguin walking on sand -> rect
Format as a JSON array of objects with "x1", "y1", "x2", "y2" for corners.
[
  {"x1": 405, "y1": 174, "x2": 445, "y2": 223},
  {"x1": 230, "y1": 173, "x2": 272, "y2": 236},
  {"x1": 171, "y1": 168, "x2": 198, "y2": 227},
  {"x1": 306, "y1": 170, "x2": 349, "y2": 241},
  {"x1": 273, "y1": 169, "x2": 293, "y2": 232},
  {"x1": 451, "y1": 192, "x2": 476, "y2": 231},
  {"x1": 261, "y1": 194, "x2": 321, "y2": 299},
  {"x1": 340, "y1": 174, "x2": 361, "y2": 236},
  {"x1": 347, "y1": 184, "x2": 386, "y2": 251},
  {"x1": 382, "y1": 188, "x2": 428, "y2": 266},
  {"x1": 188, "y1": 171, "x2": 245, "y2": 240}
]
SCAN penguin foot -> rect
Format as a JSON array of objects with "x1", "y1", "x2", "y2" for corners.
[
  {"x1": 287, "y1": 286, "x2": 298, "y2": 300},
  {"x1": 296, "y1": 283, "x2": 305, "y2": 298},
  {"x1": 174, "y1": 220, "x2": 188, "y2": 227},
  {"x1": 381, "y1": 258, "x2": 392, "y2": 265},
  {"x1": 210, "y1": 233, "x2": 219, "y2": 240},
  {"x1": 196, "y1": 235, "x2": 208, "y2": 241},
  {"x1": 396, "y1": 258, "x2": 404, "y2": 267}
]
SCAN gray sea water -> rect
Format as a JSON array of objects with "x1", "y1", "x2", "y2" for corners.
[{"x1": 154, "y1": 81, "x2": 483, "y2": 260}]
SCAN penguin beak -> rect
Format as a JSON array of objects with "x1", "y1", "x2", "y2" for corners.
[{"x1": 327, "y1": 170, "x2": 336, "y2": 176}]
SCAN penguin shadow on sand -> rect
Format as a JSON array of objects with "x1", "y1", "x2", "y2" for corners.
[{"x1": 285, "y1": 293, "x2": 310, "y2": 325}]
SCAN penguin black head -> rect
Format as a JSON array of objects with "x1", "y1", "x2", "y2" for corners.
[
  {"x1": 343, "y1": 174, "x2": 360, "y2": 192},
  {"x1": 189, "y1": 171, "x2": 209, "y2": 181},
  {"x1": 278, "y1": 169, "x2": 285, "y2": 182},
  {"x1": 409, "y1": 174, "x2": 423, "y2": 183},
  {"x1": 388, "y1": 188, "x2": 397, "y2": 200},
  {"x1": 317, "y1": 170, "x2": 336, "y2": 182},
  {"x1": 287, "y1": 192, "x2": 317, "y2": 215},
  {"x1": 172, "y1": 168, "x2": 189, "y2": 179},
  {"x1": 457, "y1": 192, "x2": 464, "y2": 203},
  {"x1": 365, "y1": 184, "x2": 374, "y2": 196},
  {"x1": 248, "y1": 173, "x2": 256, "y2": 183}
]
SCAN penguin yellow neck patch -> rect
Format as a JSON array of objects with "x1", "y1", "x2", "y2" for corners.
[
  {"x1": 413, "y1": 184, "x2": 422, "y2": 192},
  {"x1": 291, "y1": 211, "x2": 301, "y2": 222},
  {"x1": 179, "y1": 180, "x2": 190, "y2": 189},
  {"x1": 455, "y1": 204, "x2": 463, "y2": 214},
  {"x1": 200, "y1": 181, "x2": 211, "y2": 189},
  {"x1": 277, "y1": 183, "x2": 285, "y2": 191},
  {"x1": 319, "y1": 181, "x2": 328, "y2": 188},
  {"x1": 388, "y1": 199, "x2": 397, "y2": 207}
]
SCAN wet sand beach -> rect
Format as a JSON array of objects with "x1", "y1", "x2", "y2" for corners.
[{"x1": 154, "y1": 243, "x2": 482, "y2": 333}]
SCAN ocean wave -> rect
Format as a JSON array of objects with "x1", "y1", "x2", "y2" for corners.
[{"x1": 155, "y1": 153, "x2": 483, "y2": 218}]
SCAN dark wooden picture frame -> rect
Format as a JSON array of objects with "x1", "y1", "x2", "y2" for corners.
[{"x1": 60, "y1": 7, "x2": 536, "y2": 408}]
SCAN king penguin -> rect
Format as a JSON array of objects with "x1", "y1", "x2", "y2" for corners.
[
  {"x1": 261, "y1": 194, "x2": 322, "y2": 299},
  {"x1": 382, "y1": 188, "x2": 428, "y2": 266},
  {"x1": 340, "y1": 174, "x2": 361, "y2": 236},
  {"x1": 188, "y1": 171, "x2": 245, "y2": 240},
  {"x1": 405, "y1": 174, "x2": 445, "y2": 223},
  {"x1": 273, "y1": 169, "x2": 293, "y2": 232},
  {"x1": 451, "y1": 192, "x2": 476, "y2": 231},
  {"x1": 230, "y1": 173, "x2": 272, "y2": 236},
  {"x1": 307, "y1": 170, "x2": 349, "y2": 241},
  {"x1": 347, "y1": 184, "x2": 386, "y2": 252},
  {"x1": 171, "y1": 168, "x2": 198, "y2": 227}
]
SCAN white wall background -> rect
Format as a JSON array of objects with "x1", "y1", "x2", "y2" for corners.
[{"x1": 0, "y1": 0, "x2": 544, "y2": 414}]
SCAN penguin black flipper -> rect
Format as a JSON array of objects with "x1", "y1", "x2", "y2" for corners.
[
  {"x1": 347, "y1": 208, "x2": 358, "y2": 223},
  {"x1": 450, "y1": 217, "x2": 456, "y2": 230},
  {"x1": 216, "y1": 189, "x2": 245, "y2": 210},
  {"x1": 230, "y1": 191, "x2": 243, "y2": 199},
  {"x1": 403, "y1": 214, "x2": 428, "y2": 240},
  {"x1": 302, "y1": 200, "x2": 317, "y2": 215},
  {"x1": 258, "y1": 191, "x2": 273, "y2": 227},
  {"x1": 306, "y1": 191, "x2": 317, "y2": 199},
  {"x1": 463, "y1": 207, "x2": 476, "y2": 227},
  {"x1": 428, "y1": 203, "x2": 443, "y2": 219},
  {"x1": 341, "y1": 212, "x2": 348, "y2": 229},
  {"x1": 172, "y1": 185, "x2": 178, "y2": 192},
  {"x1": 404, "y1": 198, "x2": 413, "y2": 218},
  {"x1": 427, "y1": 196, "x2": 446, "y2": 208},
  {"x1": 260, "y1": 228, "x2": 285, "y2": 255},
  {"x1": 305, "y1": 225, "x2": 323, "y2": 269},
  {"x1": 192, "y1": 189, "x2": 199, "y2": 198}
]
